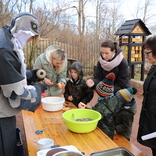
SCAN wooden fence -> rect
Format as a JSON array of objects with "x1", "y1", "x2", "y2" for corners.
[
  {"x1": 23, "y1": 39, "x2": 101, "y2": 76},
  {"x1": 23, "y1": 38, "x2": 147, "y2": 80}
]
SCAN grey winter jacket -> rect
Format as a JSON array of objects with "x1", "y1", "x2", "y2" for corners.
[{"x1": 0, "y1": 26, "x2": 44, "y2": 117}]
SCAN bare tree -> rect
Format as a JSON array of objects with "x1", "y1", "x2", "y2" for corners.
[
  {"x1": 33, "y1": 5, "x2": 72, "y2": 38},
  {"x1": 72, "y1": 0, "x2": 87, "y2": 40},
  {"x1": 0, "y1": 0, "x2": 18, "y2": 27},
  {"x1": 90, "y1": 0, "x2": 123, "y2": 41},
  {"x1": 29, "y1": 0, "x2": 36, "y2": 13},
  {"x1": 130, "y1": 0, "x2": 155, "y2": 22},
  {"x1": 127, "y1": 0, "x2": 156, "y2": 33},
  {"x1": 16, "y1": 0, "x2": 23, "y2": 12},
  {"x1": 108, "y1": 1, "x2": 124, "y2": 41},
  {"x1": 0, "y1": 0, "x2": 3, "y2": 13}
]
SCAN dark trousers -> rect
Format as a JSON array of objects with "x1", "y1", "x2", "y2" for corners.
[
  {"x1": 152, "y1": 148, "x2": 156, "y2": 156},
  {"x1": 0, "y1": 116, "x2": 17, "y2": 156}
]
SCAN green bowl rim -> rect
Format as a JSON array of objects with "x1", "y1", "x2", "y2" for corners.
[{"x1": 62, "y1": 109, "x2": 102, "y2": 124}]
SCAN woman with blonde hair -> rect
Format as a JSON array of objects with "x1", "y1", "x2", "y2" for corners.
[{"x1": 34, "y1": 45, "x2": 67, "y2": 96}]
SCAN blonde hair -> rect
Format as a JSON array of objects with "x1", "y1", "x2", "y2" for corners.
[
  {"x1": 32, "y1": 35, "x2": 40, "y2": 47},
  {"x1": 45, "y1": 45, "x2": 67, "y2": 74}
]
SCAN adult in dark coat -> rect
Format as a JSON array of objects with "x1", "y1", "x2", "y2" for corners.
[
  {"x1": 137, "y1": 36, "x2": 156, "y2": 156},
  {"x1": 86, "y1": 40, "x2": 131, "y2": 92}
]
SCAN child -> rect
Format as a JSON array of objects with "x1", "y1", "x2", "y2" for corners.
[
  {"x1": 85, "y1": 72, "x2": 137, "y2": 139},
  {"x1": 114, "y1": 98, "x2": 137, "y2": 140},
  {"x1": 64, "y1": 62, "x2": 94, "y2": 107}
]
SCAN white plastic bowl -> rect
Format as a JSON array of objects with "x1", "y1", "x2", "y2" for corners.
[
  {"x1": 37, "y1": 138, "x2": 54, "y2": 150},
  {"x1": 41, "y1": 97, "x2": 65, "y2": 111}
]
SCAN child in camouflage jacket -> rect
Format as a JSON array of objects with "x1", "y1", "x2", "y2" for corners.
[{"x1": 84, "y1": 73, "x2": 137, "y2": 139}]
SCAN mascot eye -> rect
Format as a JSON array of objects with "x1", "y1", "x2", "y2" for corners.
[{"x1": 31, "y1": 22, "x2": 37, "y2": 30}]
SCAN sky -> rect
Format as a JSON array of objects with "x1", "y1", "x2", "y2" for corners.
[
  {"x1": 38, "y1": 0, "x2": 134, "y2": 17},
  {"x1": 37, "y1": 0, "x2": 154, "y2": 21},
  {"x1": 120, "y1": 0, "x2": 141, "y2": 20},
  {"x1": 120, "y1": 1, "x2": 135, "y2": 20},
  {"x1": 35, "y1": 0, "x2": 156, "y2": 32},
  {"x1": 67, "y1": 0, "x2": 139, "y2": 20}
]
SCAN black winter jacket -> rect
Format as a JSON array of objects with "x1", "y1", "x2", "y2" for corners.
[
  {"x1": 64, "y1": 77, "x2": 94, "y2": 107},
  {"x1": 137, "y1": 65, "x2": 156, "y2": 149},
  {"x1": 93, "y1": 48, "x2": 131, "y2": 93}
]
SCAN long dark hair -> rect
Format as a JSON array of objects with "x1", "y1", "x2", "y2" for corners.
[{"x1": 101, "y1": 40, "x2": 118, "y2": 52}]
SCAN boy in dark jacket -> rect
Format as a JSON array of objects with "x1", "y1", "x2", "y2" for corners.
[
  {"x1": 64, "y1": 62, "x2": 94, "y2": 107},
  {"x1": 85, "y1": 73, "x2": 137, "y2": 139}
]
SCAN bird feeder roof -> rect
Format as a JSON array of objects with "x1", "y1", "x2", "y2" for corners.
[{"x1": 115, "y1": 19, "x2": 151, "y2": 36}]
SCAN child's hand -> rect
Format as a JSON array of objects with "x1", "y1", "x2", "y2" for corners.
[
  {"x1": 86, "y1": 79, "x2": 94, "y2": 88},
  {"x1": 68, "y1": 95, "x2": 73, "y2": 101},
  {"x1": 78, "y1": 102, "x2": 92, "y2": 109},
  {"x1": 58, "y1": 82, "x2": 65, "y2": 89},
  {"x1": 78, "y1": 102, "x2": 86, "y2": 109},
  {"x1": 85, "y1": 104, "x2": 92, "y2": 109}
]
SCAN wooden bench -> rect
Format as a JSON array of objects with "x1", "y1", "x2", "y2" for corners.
[{"x1": 113, "y1": 134, "x2": 145, "y2": 156}]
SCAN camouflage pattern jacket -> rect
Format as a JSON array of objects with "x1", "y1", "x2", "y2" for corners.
[
  {"x1": 92, "y1": 94, "x2": 123, "y2": 139},
  {"x1": 114, "y1": 103, "x2": 137, "y2": 140}
]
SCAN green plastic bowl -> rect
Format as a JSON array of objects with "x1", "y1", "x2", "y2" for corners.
[{"x1": 62, "y1": 109, "x2": 101, "y2": 133}]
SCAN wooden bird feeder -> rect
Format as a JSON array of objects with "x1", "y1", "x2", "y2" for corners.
[{"x1": 115, "y1": 19, "x2": 151, "y2": 81}]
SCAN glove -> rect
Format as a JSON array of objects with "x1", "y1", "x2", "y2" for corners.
[
  {"x1": 124, "y1": 98, "x2": 136, "y2": 107},
  {"x1": 39, "y1": 84, "x2": 48, "y2": 93},
  {"x1": 26, "y1": 69, "x2": 45, "y2": 85},
  {"x1": 34, "y1": 83, "x2": 48, "y2": 94}
]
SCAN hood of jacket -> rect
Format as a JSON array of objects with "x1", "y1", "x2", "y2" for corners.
[
  {"x1": 120, "y1": 103, "x2": 137, "y2": 115},
  {"x1": 113, "y1": 47, "x2": 122, "y2": 59},
  {"x1": 69, "y1": 62, "x2": 83, "y2": 84}
]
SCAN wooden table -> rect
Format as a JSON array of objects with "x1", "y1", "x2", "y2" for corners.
[{"x1": 22, "y1": 103, "x2": 119, "y2": 156}]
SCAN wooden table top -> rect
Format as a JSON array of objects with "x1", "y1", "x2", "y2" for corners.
[{"x1": 22, "y1": 103, "x2": 119, "y2": 156}]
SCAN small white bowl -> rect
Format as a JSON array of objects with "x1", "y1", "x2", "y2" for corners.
[
  {"x1": 41, "y1": 97, "x2": 65, "y2": 111},
  {"x1": 37, "y1": 138, "x2": 54, "y2": 150}
]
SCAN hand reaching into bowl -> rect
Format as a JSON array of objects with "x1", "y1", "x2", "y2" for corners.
[
  {"x1": 78, "y1": 102, "x2": 86, "y2": 109},
  {"x1": 78, "y1": 102, "x2": 92, "y2": 109}
]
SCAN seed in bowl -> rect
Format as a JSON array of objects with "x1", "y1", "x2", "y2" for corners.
[{"x1": 75, "y1": 118, "x2": 93, "y2": 122}]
